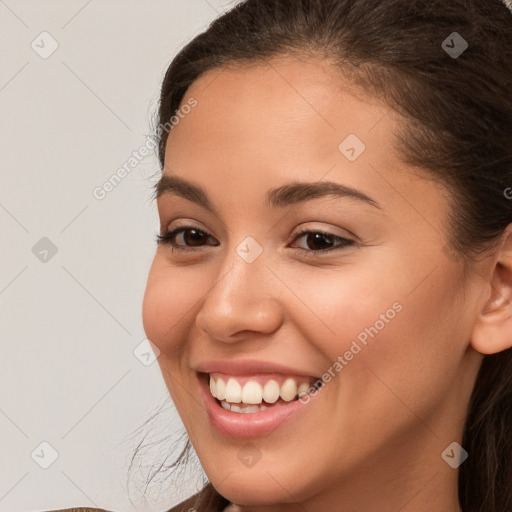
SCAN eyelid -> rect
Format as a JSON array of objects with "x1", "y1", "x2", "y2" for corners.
[
  {"x1": 289, "y1": 224, "x2": 356, "y2": 243},
  {"x1": 157, "y1": 224, "x2": 218, "y2": 250},
  {"x1": 156, "y1": 223, "x2": 356, "y2": 255},
  {"x1": 288, "y1": 226, "x2": 355, "y2": 254}
]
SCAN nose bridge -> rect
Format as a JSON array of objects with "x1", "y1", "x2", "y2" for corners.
[
  {"x1": 195, "y1": 238, "x2": 282, "y2": 340},
  {"x1": 209, "y1": 234, "x2": 271, "y2": 303}
]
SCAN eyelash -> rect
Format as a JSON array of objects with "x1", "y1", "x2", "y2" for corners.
[{"x1": 155, "y1": 225, "x2": 355, "y2": 255}]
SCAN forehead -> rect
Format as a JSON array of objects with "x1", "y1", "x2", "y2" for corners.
[
  {"x1": 165, "y1": 56, "x2": 398, "y2": 180},
  {"x1": 175, "y1": 56, "x2": 385, "y2": 140}
]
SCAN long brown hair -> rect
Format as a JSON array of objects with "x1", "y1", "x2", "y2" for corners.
[{"x1": 135, "y1": 1, "x2": 512, "y2": 510}]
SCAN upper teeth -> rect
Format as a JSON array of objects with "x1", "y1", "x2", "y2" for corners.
[{"x1": 209, "y1": 375, "x2": 312, "y2": 404}]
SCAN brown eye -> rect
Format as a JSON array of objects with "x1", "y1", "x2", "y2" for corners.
[
  {"x1": 291, "y1": 230, "x2": 354, "y2": 253},
  {"x1": 175, "y1": 228, "x2": 210, "y2": 246},
  {"x1": 156, "y1": 226, "x2": 219, "y2": 251}
]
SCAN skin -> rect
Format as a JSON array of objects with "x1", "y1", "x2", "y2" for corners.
[{"x1": 142, "y1": 55, "x2": 512, "y2": 512}]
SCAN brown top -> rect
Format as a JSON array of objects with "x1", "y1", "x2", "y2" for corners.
[
  {"x1": 45, "y1": 483, "x2": 238, "y2": 512},
  {"x1": 166, "y1": 482, "x2": 235, "y2": 511},
  {"x1": 47, "y1": 504, "x2": 240, "y2": 512},
  {"x1": 45, "y1": 509, "x2": 112, "y2": 512}
]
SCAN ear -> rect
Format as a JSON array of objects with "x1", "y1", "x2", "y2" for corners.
[{"x1": 471, "y1": 225, "x2": 512, "y2": 355}]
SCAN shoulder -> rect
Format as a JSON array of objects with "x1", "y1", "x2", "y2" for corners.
[
  {"x1": 43, "y1": 509, "x2": 113, "y2": 512},
  {"x1": 43, "y1": 483, "x2": 227, "y2": 512},
  {"x1": 166, "y1": 491, "x2": 202, "y2": 512},
  {"x1": 165, "y1": 482, "x2": 230, "y2": 511}
]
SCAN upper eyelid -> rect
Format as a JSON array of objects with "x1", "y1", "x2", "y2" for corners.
[
  {"x1": 164, "y1": 225, "x2": 354, "y2": 250},
  {"x1": 164, "y1": 225, "x2": 350, "y2": 239},
  {"x1": 164, "y1": 218, "x2": 354, "y2": 238}
]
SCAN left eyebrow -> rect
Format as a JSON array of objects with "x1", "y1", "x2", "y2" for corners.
[
  {"x1": 154, "y1": 175, "x2": 381, "y2": 211},
  {"x1": 265, "y1": 180, "x2": 381, "y2": 210}
]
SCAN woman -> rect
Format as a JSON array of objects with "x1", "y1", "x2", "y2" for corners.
[{"x1": 52, "y1": 0, "x2": 512, "y2": 511}]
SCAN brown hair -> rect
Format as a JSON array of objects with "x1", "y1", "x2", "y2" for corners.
[{"x1": 136, "y1": 1, "x2": 512, "y2": 510}]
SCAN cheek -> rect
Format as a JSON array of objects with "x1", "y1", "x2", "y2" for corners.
[
  {"x1": 141, "y1": 258, "x2": 202, "y2": 352},
  {"x1": 285, "y1": 265, "x2": 403, "y2": 356},
  {"x1": 296, "y1": 258, "x2": 464, "y2": 424},
  {"x1": 342, "y1": 268, "x2": 466, "y2": 425},
  {"x1": 141, "y1": 260, "x2": 203, "y2": 413}
]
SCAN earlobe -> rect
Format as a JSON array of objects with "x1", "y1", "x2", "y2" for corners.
[{"x1": 471, "y1": 226, "x2": 512, "y2": 355}]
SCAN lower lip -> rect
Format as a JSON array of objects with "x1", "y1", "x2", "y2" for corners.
[{"x1": 198, "y1": 373, "x2": 314, "y2": 438}]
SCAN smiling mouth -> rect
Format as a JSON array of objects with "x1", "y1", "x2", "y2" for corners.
[{"x1": 202, "y1": 372, "x2": 321, "y2": 414}]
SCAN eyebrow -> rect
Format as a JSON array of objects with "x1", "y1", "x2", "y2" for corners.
[{"x1": 154, "y1": 174, "x2": 381, "y2": 211}]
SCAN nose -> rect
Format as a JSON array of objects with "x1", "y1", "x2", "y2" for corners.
[{"x1": 195, "y1": 252, "x2": 283, "y2": 343}]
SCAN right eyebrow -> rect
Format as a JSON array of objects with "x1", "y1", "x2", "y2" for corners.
[{"x1": 154, "y1": 174, "x2": 218, "y2": 214}]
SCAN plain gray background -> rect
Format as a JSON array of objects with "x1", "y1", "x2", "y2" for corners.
[{"x1": 0, "y1": 1, "x2": 241, "y2": 510}]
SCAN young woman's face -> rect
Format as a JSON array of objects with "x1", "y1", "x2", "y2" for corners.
[{"x1": 142, "y1": 57, "x2": 484, "y2": 510}]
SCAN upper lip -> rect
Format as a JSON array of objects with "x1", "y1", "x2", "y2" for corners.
[{"x1": 194, "y1": 359, "x2": 319, "y2": 378}]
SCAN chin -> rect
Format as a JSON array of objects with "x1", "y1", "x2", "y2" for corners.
[{"x1": 204, "y1": 460, "x2": 317, "y2": 507}]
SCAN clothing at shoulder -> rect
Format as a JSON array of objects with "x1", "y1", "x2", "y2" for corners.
[
  {"x1": 42, "y1": 499, "x2": 191, "y2": 512},
  {"x1": 166, "y1": 482, "x2": 232, "y2": 511},
  {"x1": 166, "y1": 488, "x2": 202, "y2": 512},
  {"x1": 44, "y1": 509, "x2": 113, "y2": 512},
  {"x1": 43, "y1": 483, "x2": 229, "y2": 512}
]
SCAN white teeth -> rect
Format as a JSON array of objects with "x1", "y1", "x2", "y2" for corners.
[
  {"x1": 242, "y1": 404, "x2": 261, "y2": 413},
  {"x1": 218, "y1": 399, "x2": 272, "y2": 413},
  {"x1": 215, "y1": 377, "x2": 226, "y2": 400},
  {"x1": 241, "y1": 380, "x2": 263, "y2": 404},
  {"x1": 297, "y1": 382, "x2": 310, "y2": 398},
  {"x1": 209, "y1": 374, "x2": 313, "y2": 406},
  {"x1": 230, "y1": 403, "x2": 261, "y2": 414},
  {"x1": 225, "y1": 378, "x2": 242, "y2": 403},
  {"x1": 262, "y1": 380, "x2": 280, "y2": 404},
  {"x1": 280, "y1": 378, "x2": 298, "y2": 402}
]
